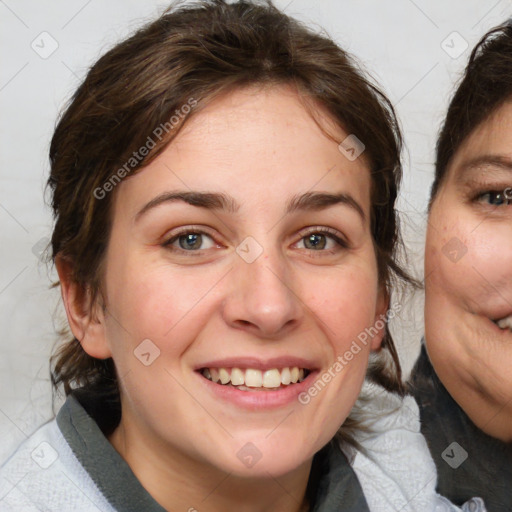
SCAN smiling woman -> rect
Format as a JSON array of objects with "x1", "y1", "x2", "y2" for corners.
[{"x1": 0, "y1": 1, "x2": 476, "y2": 511}]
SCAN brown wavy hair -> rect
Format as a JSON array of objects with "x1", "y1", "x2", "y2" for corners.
[{"x1": 48, "y1": 0, "x2": 413, "y2": 435}]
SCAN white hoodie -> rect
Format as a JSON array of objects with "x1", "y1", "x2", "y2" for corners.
[{"x1": 340, "y1": 380, "x2": 487, "y2": 512}]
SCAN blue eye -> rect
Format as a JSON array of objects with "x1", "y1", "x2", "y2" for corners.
[
  {"x1": 164, "y1": 232, "x2": 215, "y2": 251},
  {"x1": 479, "y1": 191, "x2": 511, "y2": 206},
  {"x1": 296, "y1": 230, "x2": 346, "y2": 251}
]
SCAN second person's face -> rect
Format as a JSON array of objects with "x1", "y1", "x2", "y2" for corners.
[{"x1": 425, "y1": 101, "x2": 512, "y2": 441}]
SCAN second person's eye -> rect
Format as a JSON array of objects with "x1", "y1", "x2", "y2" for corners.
[{"x1": 477, "y1": 190, "x2": 512, "y2": 206}]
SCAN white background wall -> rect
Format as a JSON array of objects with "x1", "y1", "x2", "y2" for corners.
[{"x1": 1, "y1": 0, "x2": 511, "y2": 462}]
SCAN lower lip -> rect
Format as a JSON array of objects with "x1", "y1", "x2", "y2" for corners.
[{"x1": 196, "y1": 371, "x2": 319, "y2": 409}]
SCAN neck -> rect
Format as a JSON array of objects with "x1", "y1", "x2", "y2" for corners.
[
  {"x1": 451, "y1": 382, "x2": 512, "y2": 442},
  {"x1": 109, "y1": 418, "x2": 312, "y2": 512},
  {"x1": 435, "y1": 355, "x2": 512, "y2": 442}
]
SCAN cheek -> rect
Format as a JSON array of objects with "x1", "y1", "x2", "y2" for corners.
[
  {"x1": 427, "y1": 212, "x2": 512, "y2": 310},
  {"x1": 103, "y1": 257, "x2": 225, "y2": 358},
  {"x1": 305, "y1": 266, "x2": 379, "y2": 350},
  {"x1": 470, "y1": 228, "x2": 512, "y2": 282}
]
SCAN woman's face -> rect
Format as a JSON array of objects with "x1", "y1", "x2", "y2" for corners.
[
  {"x1": 425, "y1": 101, "x2": 512, "y2": 442},
  {"x1": 84, "y1": 85, "x2": 386, "y2": 478}
]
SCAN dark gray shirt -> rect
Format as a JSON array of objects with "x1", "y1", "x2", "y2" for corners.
[{"x1": 409, "y1": 344, "x2": 512, "y2": 511}]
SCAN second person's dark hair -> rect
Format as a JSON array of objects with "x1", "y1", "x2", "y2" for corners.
[{"x1": 431, "y1": 21, "x2": 512, "y2": 204}]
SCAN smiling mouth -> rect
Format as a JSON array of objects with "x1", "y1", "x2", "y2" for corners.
[
  {"x1": 494, "y1": 314, "x2": 512, "y2": 331},
  {"x1": 200, "y1": 367, "x2": 310, "y2": 391}
]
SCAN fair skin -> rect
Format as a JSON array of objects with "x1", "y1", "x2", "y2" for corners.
[
  {"x1": 57, "y1": 84, "x2": 387, "y2": 511},
  {"x1": 425, "y1": 101, "x2": 512, "y2": 443}
]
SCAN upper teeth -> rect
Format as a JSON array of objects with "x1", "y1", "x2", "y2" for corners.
[
  {"x1": 496, "y1": 315, "x2": 512, "y2": 330},
  {"x1": 202, "y1": 367, "x2": 306, "y2": 388}
]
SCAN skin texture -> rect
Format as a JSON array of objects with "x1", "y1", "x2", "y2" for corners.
[
  {"x1": 425, "y1": 101, "x2": 512, "y2": 443},
  {"x1": 57, "y1": 84, "x2": 387, "y2": 512}
]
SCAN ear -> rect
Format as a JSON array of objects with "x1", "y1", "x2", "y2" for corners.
[
  {"x1": 370, "y1": 286, "x2": 389, "y2": 351},
  {"x1": 56, "y1": 255, "x2": 112, "y2": 359}
]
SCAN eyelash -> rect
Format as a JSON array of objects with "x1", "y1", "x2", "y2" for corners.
[{"x1": 161, "y1": 226, "x2": 349, "y2": 255}]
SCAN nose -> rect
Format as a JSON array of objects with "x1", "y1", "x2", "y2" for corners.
[{"x1": 222, "y1": 250, "x2": 304, "y2": 338}]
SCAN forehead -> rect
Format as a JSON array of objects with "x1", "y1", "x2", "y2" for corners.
[
  {"x1": 174, "y1": 86, "x2": 367, "y2": 164},
  {"x1": 446, "y1": 101, "x2": 512, "y2": 186},
  {"x1": 114, "y1": 84, "x2": 372, "y2": 218}
]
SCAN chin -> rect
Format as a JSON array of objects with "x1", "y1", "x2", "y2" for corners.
[
  {"x1": 215, "y1": 449, "x2": 310, "y2": 479},
  {"x1": 206, "y1": 432, "x2": 318, "y2": 478}
]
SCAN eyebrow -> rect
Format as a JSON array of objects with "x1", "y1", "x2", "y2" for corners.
[
  {"x1": 135, "y1": 190, "x2": 365, "y2": 222},
  {"x1": 135, "y1": 191, "x2": 239, "y2": 221},
  {"x1": 456, "y1": 154, "x2": 512, "y2": 182},
  {"x1": 286, "y1": 191, "x2": 365, "y2": 221}
]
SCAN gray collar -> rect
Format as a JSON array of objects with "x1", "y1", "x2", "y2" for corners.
[
  {"x1": 57, "y1": 395, "x2": 166, "y2": 511},
  {"x1": 57, "y1": 395, "x2": 369, "y2": 511}
]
